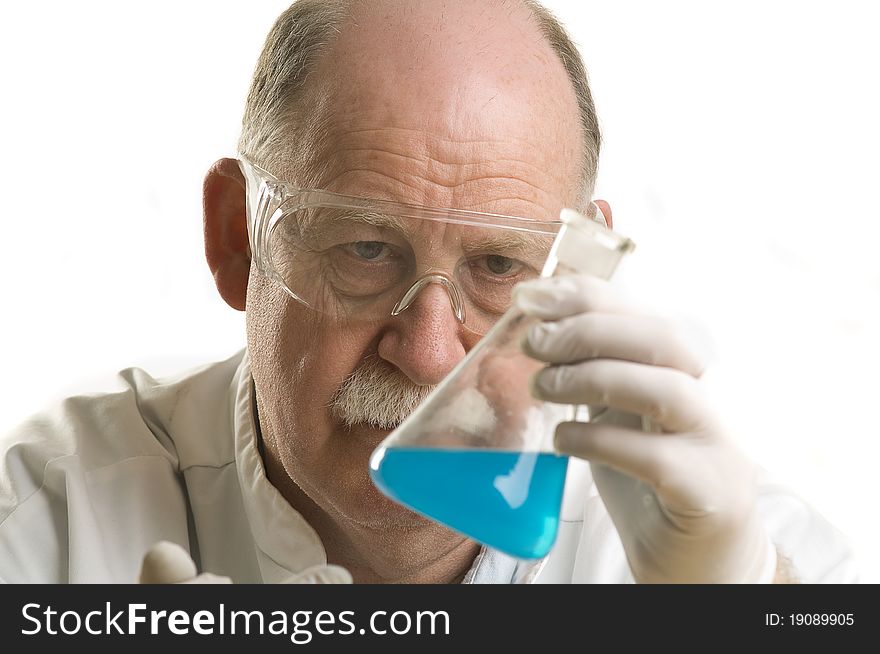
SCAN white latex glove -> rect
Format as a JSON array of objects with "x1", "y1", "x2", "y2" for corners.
[
  {"x1": 514, "y1": 274, "x2": 776, "y2": 584},
  {"x1": 138, "y1": 541, "x2": 352, "y2": 584}
]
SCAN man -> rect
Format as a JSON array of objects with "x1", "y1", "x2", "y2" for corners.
[{"x1": 0, "y1": 0, "x2": 856, "y2": 583}]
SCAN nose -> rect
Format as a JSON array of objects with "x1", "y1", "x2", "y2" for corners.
[
  {"x1": 377, "y1": 282, "x2": 468, "y2": 386},
  {"x1": 392, "y1": 273, "x2": 466, "y2": 324}
]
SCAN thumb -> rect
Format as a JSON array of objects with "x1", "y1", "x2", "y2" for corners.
[{"x1": 139, "y1": 541, "x2": 200, "y2": 584}]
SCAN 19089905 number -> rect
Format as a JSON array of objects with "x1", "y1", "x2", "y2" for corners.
[
  {"x1": 765, "y1": 613, "x2": 854, "y2": 626},
  {"x1": 791, "y1": 614, "x2": 854, "y2": 626}
]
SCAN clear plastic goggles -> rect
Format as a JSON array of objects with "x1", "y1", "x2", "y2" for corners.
[{"x1": 239, "y1": 156, "x2": 601, "y2": 335}]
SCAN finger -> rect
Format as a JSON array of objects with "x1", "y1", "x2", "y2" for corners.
[
  {"x1": 533, "y1": 359, "x2": 717, "y2": 432},
  {"x1": 512, "y1": 274, "x2": 637, "y2": 321},
  {"x1": 555, "y1": 420, "x2": 677, "y2": 490},
  {"x1": 524, "y1": 312, "x2": 708, "y2": 377},
  {"x1": 139, "y1": 541, "x2": 197, "y2": 584},
  {"x1": 283, "y1": 564, "x2": 353, "y2": 584}
]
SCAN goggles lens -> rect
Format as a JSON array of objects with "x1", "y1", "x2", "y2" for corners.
[{"x1": 265, "y1": 197, "x2": 558, "y2": 334}]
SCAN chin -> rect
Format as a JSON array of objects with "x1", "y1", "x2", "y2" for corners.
[{"x1": 316, "y1": 425, "x2": 426, "y2": 530}]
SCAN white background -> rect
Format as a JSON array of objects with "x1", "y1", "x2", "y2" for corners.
[{"x1": 1, "y1": 1, "x2": 877, "y2": 581}]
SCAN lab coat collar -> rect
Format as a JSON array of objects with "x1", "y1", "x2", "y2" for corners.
[{"x1": 232, "y1": 350, "x2": 328, "y2": 583}]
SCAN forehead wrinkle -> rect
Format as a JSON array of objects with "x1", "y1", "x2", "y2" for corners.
[
  {"x1": 317, "y1": 168, "x2": 564, "y2": 224},
  {"x1": 330, "y1": 145, "x2": 555, "y2": 183},
  {"x1": 319, "y1": 126, "x2": 572, "y2": 194},
  {"x1": 327, "y1": 126, "x2": 559, "y2": 163}
]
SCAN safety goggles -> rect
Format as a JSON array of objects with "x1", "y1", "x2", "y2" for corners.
[{"x1": 238, "y1": 156, "x2": 601, "y2": 335}]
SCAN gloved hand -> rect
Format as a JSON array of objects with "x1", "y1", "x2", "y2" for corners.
[
  {"x1": 514, "y1": 274, "x2": 776, "y2": 583},
  {"x1": 138, "y1": 541, "x2": 352, "y2": 584}
]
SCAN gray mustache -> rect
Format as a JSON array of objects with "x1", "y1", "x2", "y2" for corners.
[{"x1": 329, "y1": 356, "x2": 436, "y2": 430}]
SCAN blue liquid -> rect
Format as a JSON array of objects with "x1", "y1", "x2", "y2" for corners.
[{"x1": 370, "y1": 447, "x2": 569, "y2": 559}]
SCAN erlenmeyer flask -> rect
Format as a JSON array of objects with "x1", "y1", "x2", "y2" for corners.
[{"x1": 369, "y1": 204, "x2": 636, "y2": 559}]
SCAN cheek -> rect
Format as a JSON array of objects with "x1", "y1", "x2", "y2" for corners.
[{"x1": 247, "y1": 281, "x2": 379, "y2": 450}]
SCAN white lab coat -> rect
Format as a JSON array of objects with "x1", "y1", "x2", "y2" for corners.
[{"x1": 0, "y1": 350, "x2": 857, "y2": 583}]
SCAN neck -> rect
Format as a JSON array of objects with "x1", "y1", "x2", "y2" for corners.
[{"x1": 263, "y1": 448, "x2": 480, "y2": 584}]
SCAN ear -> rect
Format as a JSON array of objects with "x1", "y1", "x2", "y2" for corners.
[
  {"x1": 203, "y1": 158, "x2": 250, "y2": 311},
  {"x1": 593, "y1": 199, "x2": 613, "y2": 230}
]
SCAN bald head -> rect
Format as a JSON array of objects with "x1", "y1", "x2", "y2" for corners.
[
  {"x1": 318, "y1": 0, "x2": 580, "y2": 136},
  {"x1": 238, "y1": 0, "x2": 599, "y2": 205},
  {"x1": 284, "y1": 0, "x2": 581, "y2": 212}
]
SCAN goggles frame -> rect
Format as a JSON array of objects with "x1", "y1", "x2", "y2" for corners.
[{"x1": 237, "y1": 155, "x2": 598, "y2": 328}]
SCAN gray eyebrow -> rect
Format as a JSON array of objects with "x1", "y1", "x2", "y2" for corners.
[
  {"x1": 459, "y1": 231, "x2": 554, "y2": 258},
  {"x1": 343, "y1": 210, "x2": 409, "y2": 230},
  {"x1": 296, "y1": 208, "x2": 406, "y2": 232},
  {"x1": 342, "y1": 210, "x2": 552, "y2": 252}
]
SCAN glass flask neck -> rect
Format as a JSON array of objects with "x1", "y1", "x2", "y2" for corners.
[{"x1": 540, "y1": 205, "x2": 635, "y2": 280}]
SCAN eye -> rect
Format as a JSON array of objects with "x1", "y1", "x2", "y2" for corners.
[
  {"x1": 470, "y1": 254, "x2": 525, "y2": 278},
  {"x1": 485, "y1": 255, "x2": 514, "y2": 275},
  {"x1": 352, "y1": 241, "x2": 389, "y2": 260}
]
